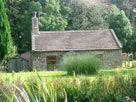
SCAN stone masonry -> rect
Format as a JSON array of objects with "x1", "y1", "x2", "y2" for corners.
[{"x1": 32, "y1": 49, "x2": 122, "y2": 71}]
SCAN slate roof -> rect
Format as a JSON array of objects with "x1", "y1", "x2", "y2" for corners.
[{"x1": 32, "y1": 29, "x2": 122, "y2": 51}]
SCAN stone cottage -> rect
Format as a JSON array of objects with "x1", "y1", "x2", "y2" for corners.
[{"x1": 31, "y1": 12, "x2": 122, "y2": 71}]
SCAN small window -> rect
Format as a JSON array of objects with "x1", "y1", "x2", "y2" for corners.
[{"x1": 46, "y1": 56, "x2": 57, "y2": 68}]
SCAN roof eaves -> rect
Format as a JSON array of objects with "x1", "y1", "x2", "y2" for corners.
[
  {"x1": 32, "y1": 48, "x2": 121, "y2": 52},
  {"x1": 110, "y1": 29, "x2": 123, "y2": 49}
]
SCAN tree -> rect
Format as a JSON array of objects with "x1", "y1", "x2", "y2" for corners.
[
  {"x1": 39, "y1": 0, "x2": 68, "y2": 31},
  {"x1": 63, "y1": 0, "x2": 110, "y2": 30},
  {"x1": 109, "y1": 6, "x2": 133, "y2": 51},
  {"x1": 124, "y1": 28, "x2": 136, "y2": 53},
  {"x1": 4, "y1": 0, "x2": 32, "y2": 53},
  {"x1": 0, "y1": 0, "x2": 14, "y2": 61},
  {"x1": 24, "y1": 1, "x2": 42, "y2": 52},
  {"x1": 4, "y1": 0, "x2": 43, "y2": 53},
  {"x1": 4, "y1": 0, "x2": 70, "y2": 53},
  {"x1": 109, "y1": 1, "x2": 136, "y2": 53}
]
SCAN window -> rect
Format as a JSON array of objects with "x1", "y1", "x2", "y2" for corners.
[{"x1": 46, "y1": 56, "x2": 57, "y2": 68}]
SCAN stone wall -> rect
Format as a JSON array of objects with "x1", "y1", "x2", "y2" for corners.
[
  {"x1": 32, "y1": 49, "x2": 122, "y2": 71},
  {"x1": 21, "y1": 52, "x2": 32, "y2": 65},
  {"x1": 32, "y1": 51, "x2": 60, "y2": 71},
  {"x1": 103, "y1": 50, "x2": 122, "y2": 69}
]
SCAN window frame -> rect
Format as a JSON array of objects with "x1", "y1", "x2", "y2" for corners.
[{"x1": 46, "y1": 55, "x2": 57, "y2": 68}]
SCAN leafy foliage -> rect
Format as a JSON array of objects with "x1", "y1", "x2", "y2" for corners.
[
  {"x1": 4, "y1": 0, "x2": 43, "y2": 53},
  {"x1": 4, "y1": 0, "x2": 70, "y2": 53},
  {"x1": 39, "y1": 0, "x2": 68, "y2": 31},
  {"x1": 0, "y1": 0, "x2": 16, "y2": 62},
  {"x1": 125, "y1": 29, "x2": 136, "y2": 53},
  {"x1": 64, "y1": 0, "x2": 110, "y2": 30},
  {"x1": 109, "y1": 6, "x2": 133, "y2": 49},
  {"x1": 109, "y1": 0, "x2": 136, "y2": 53}
]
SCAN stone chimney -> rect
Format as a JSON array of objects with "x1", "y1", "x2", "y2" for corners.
[{"x1": 32, "y1": 11, "x2": 39, "y2": 34}]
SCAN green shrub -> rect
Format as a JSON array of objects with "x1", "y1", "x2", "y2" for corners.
[
  {"x1": 0, "y1": 42, "x2": 17, "y2": 66},
  {"x1": 59, "y1": 53, "x2": 102, "y2": 75}
]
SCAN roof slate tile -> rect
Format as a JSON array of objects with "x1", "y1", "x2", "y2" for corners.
[{"x1": 32, "y1": 30, "x2": 122, "y2": 51}]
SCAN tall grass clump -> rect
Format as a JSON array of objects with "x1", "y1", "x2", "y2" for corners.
[
  {"x1": 60, "y1": 53, "x2": 102, "y2": 75},
  {"x1": 3, "y1": 71, "x2": 68, "y2": 102},
  {"x1": 1, "y1": 71, "x2": 136, "y2": 102}
]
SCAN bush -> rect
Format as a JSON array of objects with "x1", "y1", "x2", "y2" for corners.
[
  {"x1": 0, "y1": 42, "x2": 17, "y2": 66},
  {"x1": 59, "y1": 53, "x2": 102, "y2": 75}
]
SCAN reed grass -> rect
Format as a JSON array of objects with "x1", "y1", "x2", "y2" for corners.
[{"x1": 1, "y1": 69, "x2": 136, "y2": 102}]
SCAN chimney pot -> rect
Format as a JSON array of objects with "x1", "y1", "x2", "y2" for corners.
[{"x1": 33, "y1": 11, "x2": 37, "y2": 18}]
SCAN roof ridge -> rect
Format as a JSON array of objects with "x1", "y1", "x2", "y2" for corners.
[{"x1": 39, "y1": 29, "x2": 109, "y2": 33}]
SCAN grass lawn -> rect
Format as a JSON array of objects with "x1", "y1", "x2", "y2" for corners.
[
  {"x1": 0, "y1": 68, "x2": 136, "y2": 83},
  {"x1": 0, "y1": 71, "x2": 67, "y2": 83}
]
